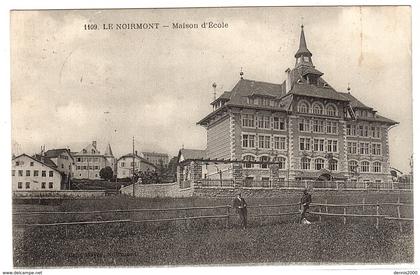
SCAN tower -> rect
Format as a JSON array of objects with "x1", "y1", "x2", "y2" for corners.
[{"x1": 294, "y1": 25, "x2": 313, "y2": 68}]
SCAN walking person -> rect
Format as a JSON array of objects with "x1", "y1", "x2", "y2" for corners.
[
  {"x1": 232, "y1": 192, "x2": 247, "y2": 228},
  {"x1": 299, "y1": 189, "x2": 312, "y2": 224}
]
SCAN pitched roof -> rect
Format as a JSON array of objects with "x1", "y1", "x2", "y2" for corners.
[
  {"x1": 178, "y1": 148, "x2": 206, "y2": 162},
  {"x1": 117, "y1": 153, "x2": 156, "y2": 167},
  {"x1": 287, "y1": 83, "x2": 350, "y2": 102},
  {"x1": 44, "y1": 148, "x2": 74, "y2": 161},
  {"x1": 301, "y1": 66, "x2": 323, "y2": 76},
  {"x1": 104, "y1": 143, "x2": 113, "y2": 156},
  {"x1": 357, "y1": 114, "x2": 398, "y2": 125},
  {"x1": 211, "y1": 91, "x2": 231, "y2": 105},
  {"x1": 33, "y1": 154, "x2": 58, "y2": 168},
  {"x1": 13, "y1": 154, "x2": 62, "y2": 175},
  {"x1": 339, "y1": 92, "x2": 372, "y2": 109}
]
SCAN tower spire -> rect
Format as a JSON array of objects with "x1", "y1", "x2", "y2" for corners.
[{"x1": 294, "y1": 24, "x2": 313, "y2": 67}]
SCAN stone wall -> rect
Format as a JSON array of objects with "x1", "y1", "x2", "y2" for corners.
[
  {"x1": 13, "y1": 190, "x2": 106, "y2": 198},
  {"x1": 120, "y1": 182, "x2": 194, "y2": 198}
]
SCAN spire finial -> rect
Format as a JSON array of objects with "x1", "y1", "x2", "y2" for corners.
[
  {"x1": 240, "y1": 67, "x2": 244, "y2": 79},
  {"x1": 212, "y1": 82, "x2": 217, "y2": 100},
  {"x1": 301, "y1": 16, "x2": 304, "y2": 28},
  {"x1": 347, "y1": 83, "x2": 351, "y2": 93}
]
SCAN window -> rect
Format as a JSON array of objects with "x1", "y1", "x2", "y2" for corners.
[
  {"x1": 313, "y1": 120, "x2": 324, "y2": 133},
  {"x1": 49, "y1": 182, "x2": 53, "y2": 189},
  {"x1": 348, "y1": 142, "x2": 358, "y2": 154},
  {"x1": 326, "y1": 121, "x2": 338, "y2": 134},
  {"x1": 360, "y1": 142, "x2": 369, "y2": 155},
  {"x1": 326, "y1": 140, "x2": 338, "y2": 153},
  {"x1": 25, "y1": 182, "x2": 30, "y2": 189},
  {"x1": 371, "y1": 126, "x2": 381, "y2": 139},
  {"x1": 372, "y1": 144, "x2": 382, "y2": 155},
  {"x1": 61, "y1": 164, "x2": 64, "y2": 168},
  {"x1": 299, "y1": 137, "x2": 311, "y2": 151},
  {"x1": 299, "y1": 119, "x2": 310, "y2": 132},
  {"x1": 361, "y1": 161, "x2": 370, "y2": 173},
  {"x1": 18, "y1": 170, "x2": 23, "y2": 176},
  {"x1": 18, "y1": 182, "x2": 22, "y2": 189},
  {"x1": 373, "y1": 162, "x2": 382, "y2": 173},
  {"x1": 42, "y1": 170, "x2": 46, "y2": 177},
  {"x1": 315, "y1": 159, "x2": 325, "y2": 170},
  {"x1": 298, "y1": 102, "x2": 309, "y2": 113},
  {"x1": 260, "y1": 156, "x2": 270, "y2": 169},
  {"x1": 273, "y1": 136, "x2": 286, "y2": 150},
  {"x1": 242, "y1": 134, "x2": 255, "y2": 148},
  {"x1": 326, "y1": 105, "x2": 337, "y2": 116},
  {"x1": 242, "y1": 114, "x2": 255, "y2": 128},
  {"x1": 94, "y1": 166, "x2": 99, "y2": 170},
  {"x1": 273, "y1": 156, "x2": 286, "y2": 170},
  {"x1": 12, "y1": 170, "x2": 15, "y2": 176},
  {"x1": 26, "y1": 170, "x2": 30, "y2": 176},
  {"x1": 30, "y1": 162, "x2": 34, "y2": 166},
  {"x1": 34, "y1": 170, "x2": 39, "y2": 177},
  {"x1": 359, "y1": 125, "x2": 369, "y2": 137},
  {"x1": 346, "y1": 124, "x2": 357, "y2": 136},
  {"x1": 121, "y1": 162, "x2": 125, "y2": 167},
  {"x1": 273, "y1": 117, "x2": 285, "y2": 130},
  {"x1": 349, "y1": 161, "x2": 358, "y2": 173},
  {"x1": 49, "y1": 171, "x2": 53, "y2": 177},
  {"x1": 301, "y1": 158, "x2": 311, "y2": 170},
  {"x1": 313, "y1": 139, "x2": 324, "y2": 152},
  {"x1": 41, "y1": 182, "x2": 46, "y2": 189},
  {"x1": 312, "y1": 103, "x2": 323, "y2": 115},
  {"x1": 83, "y1": 149, "x2": 87, "y2": 153},
  {"x1": 257, "y1": 115, "x2": 270, "y2": 129},
  {"x1": 329, "y1": 159, "x2": 338, "y2": 171},
  {"x1": 15, "y1": 161, "x2": 20, "y2": 166},
  {"x1": 258, "y1": 135, "x2": 271, "y2": 149},
  {"x1": 243, "y1": 155, "x2": 255, "y2": 169},
  {"x1": 77, "y1": 157, "x2": 81, "y2": 162}
]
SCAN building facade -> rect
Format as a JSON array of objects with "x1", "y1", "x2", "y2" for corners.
[
  {"x1": 73, "y1": 141, "x2": 115, "y2": 180},
  {"x1": 44, "y1": 148, "x2": 75, "y2": 183},
  {"x1": 141, "y1": 151, "x2": 170, "y2": 167},
  {"x1": 12, "y1": 154, "x2": 62, "y2": 191},
  {"x1": 197, "y1": 26, "x2": 397, "y2": 184},
  {"x1": 116, "y1": 152, "x2": 156, "y2": 179}
]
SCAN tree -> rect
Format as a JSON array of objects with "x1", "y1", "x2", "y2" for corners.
[{"x1": 99, "y1": 166, "x2": 113, "y2": 181}]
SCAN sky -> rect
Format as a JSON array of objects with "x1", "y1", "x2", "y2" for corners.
[{"x1": 10, "y1": 6, "x2": 412, "y2": 172}]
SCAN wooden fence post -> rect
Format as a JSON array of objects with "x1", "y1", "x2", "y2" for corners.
[
  {"x1": 259, "y1": 204, "x2": 263, "y2": 226},
  {"x1": 376, "y1": 202, "x2": 379, "y2": 230},
  {"x1": 397, "y1": 197, "x2": 402, "y2": 233},
  {"x1": 325, "y1": 199, "x2": 328, "y2": 215},
  {"x1": 318, "y1": 205, "x2": 322, "y2": 222},
  {"x1": 343, "y1": 207, "x2": 347, "y2": 225}
]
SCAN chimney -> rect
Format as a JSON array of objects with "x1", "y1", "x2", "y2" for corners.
[
  {"x1": 92, "y1": 141, "x2": 97, "y2": 148},
  {"x1": 285, "y1": 68, "x2": 292, "y2": 93},
  {"x1": 135, "y1": 150, "x2": 138, "y2": 156}
]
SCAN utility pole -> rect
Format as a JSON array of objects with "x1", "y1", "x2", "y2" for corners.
[{"x1": 132, "y1": 136, "x2": 135, "y2": 197}]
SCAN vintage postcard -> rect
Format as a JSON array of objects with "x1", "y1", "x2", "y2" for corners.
[{"x1": 7, "y1": 5, "x2": 413, "y2": 273}]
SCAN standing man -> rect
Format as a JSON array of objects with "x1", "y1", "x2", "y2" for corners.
[
  {"x1": 299, "y1": 189, "x2": 312, "y2": 224},
  {"x1": 232, "y1": 192, "x2": 247, "y2": 229}
]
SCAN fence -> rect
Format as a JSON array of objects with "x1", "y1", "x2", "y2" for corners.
[
  {"x1": 13, "y1": 199, "x2": 413, "y2": 232},
  {"x1": 195, "y1": 179, "x2": 413, "y2": 191}
]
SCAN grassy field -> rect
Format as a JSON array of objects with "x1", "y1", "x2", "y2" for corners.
[{"x1": 13, "y1": 192, "x2": 413, "y2": 267}]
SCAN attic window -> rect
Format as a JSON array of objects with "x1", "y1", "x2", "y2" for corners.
[
  {"x1": 297, "y1": 79, "x2": 303, "y2": 84},
  {"x1": 323, "y1": 83, "x2": 329, "y2": 87}
]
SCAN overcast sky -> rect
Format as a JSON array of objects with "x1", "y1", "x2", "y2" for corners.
[{"x1": 11, "y1": 6, "x2": 412, "y2": 172}]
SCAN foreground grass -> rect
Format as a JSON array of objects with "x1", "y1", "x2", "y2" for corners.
[
  {"x1": 14, "y1": 220, "x2": 413, "y2": 267},
  {"x1": 13, "y1": 192, "x2": 413, "y2": 266}
]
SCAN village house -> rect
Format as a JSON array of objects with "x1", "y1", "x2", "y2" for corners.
[
  {"x1": 192, "y1": 25, "x2": 397, "y2": 186},
  {"x1": 72, "y1": 141, "x2": 115, "y2": 180},
  {"x1": 141, "y1": 151, "x2": 170, "y2": 167},
  {"x1": 44, "y1": 148, "x2": 75, "y2": 185},
  {"x1": 12, "y1": 154, "x2": 63, "y2": 191},
  {"x1": 116, "y1": 151, "x2": 156, "y2": 179}
]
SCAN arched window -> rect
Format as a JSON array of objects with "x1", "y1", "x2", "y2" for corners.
[
  {"x1": 260, "y1": 155, "x2": 270, "y2": 169},
  {"x1": 361, "y1": 161, "x2": 370, "y2": 173},
  {"x1": 243, "y1": 155, "x2": 255, "y2": 169},
  {"x1": 312, "y1": 103, "x2": 323, "y2": 115},
  {"x1": 273, "y1": 156, "x2": 286, "y2": 170},
  {"x1": 301, "y1": 157, "x2": 311, "y2": 170},
  {"x1": 326, "y1": 104, "x2": 337, "y2": 116},
  {"x1": 82, "y1": 149, "x2": 87, "y2": 154},
  {"x1": 329, "y1": 159, "x2": 338, "y2": 171},
  {"x1": 349, "y1": 160, "x2": 358, "y2": 172},
  {"x1": 315, "y1": 158, "x2": 325, "y2": 170},
  {"x1": 297, "y1": 101, "x2": 309, "y2": 113},
  {"x1": 91, "y1": 149, "x2": 95, "y2": 154},
  {"x1": 373, "y1": 162, "x2": 382, "y2": 173}
]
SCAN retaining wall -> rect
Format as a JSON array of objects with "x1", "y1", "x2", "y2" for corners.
[
  {"x1": 120, "y1": 182, "x2": 194, "y2": 198},
  {"x1": 13, "y1": 190, "x2": 106, "y2": 198}
]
